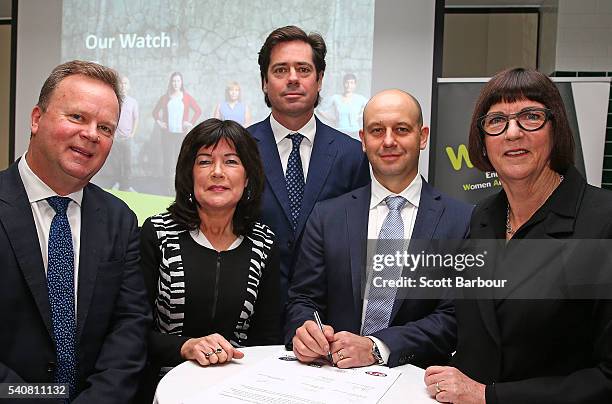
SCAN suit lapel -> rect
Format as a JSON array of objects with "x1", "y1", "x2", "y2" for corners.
[
  {"x1": 411, "y1": 179, "x2": 443, "y2": 240},
  {"x1": 0, "y1": 163, "x2": 53, "y2": 338},
  {"x1": 251, "y1": 117, "x2": 293, "y2": 225},
  {"x1": 76, "y1": 185, "x2": 103, "y2": 342},
  {"x1": 390, "y1": 180, "x2": 444, "y2": 321},
  {"x1": 346, "y1": 186, "x2": 371, "y2": 319},
  {"x1": 297, "y1": 118, "x2": 337, "y2": 236}
]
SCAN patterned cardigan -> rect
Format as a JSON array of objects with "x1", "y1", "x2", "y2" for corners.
[{"x1": 146, "y1": 212, "x2": 276, "y2": 346}]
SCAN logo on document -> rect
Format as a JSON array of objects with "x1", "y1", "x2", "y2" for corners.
[{"x1": 365, "y1": 371, "x2": 387, "y2": 377}]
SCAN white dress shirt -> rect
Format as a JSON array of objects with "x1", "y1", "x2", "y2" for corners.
[
  {"x1": 18, "y1": 154, "x2": 83, "y2": 310},
  {"x1": 270, "y1": 113, "x2": 316, "y2": 180},
  {"x1": 361, "y1": 173, "x2": 423, "y2": 364}
]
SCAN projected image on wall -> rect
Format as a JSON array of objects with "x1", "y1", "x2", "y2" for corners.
[{"x1": 60, "y1": 0, "x2": 375, "y2": 222}]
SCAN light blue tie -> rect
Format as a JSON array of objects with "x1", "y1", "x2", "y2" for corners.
[
  {"x1": 286, "y1": 133, "x2": 305, "y2": 232},
  {"x1": 47, "y1": 196, "x2": 76, "y2": 399},
  {"x1": 362, "y1": 195, "x2": 408, "y2": 336}
]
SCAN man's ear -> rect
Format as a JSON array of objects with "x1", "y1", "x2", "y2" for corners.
[
  {"x1": 419, "y1": 126, "x2": 430, "y2": 150},
  {"x1": 359, "y1": 129, "x2": 366, "y2": 152},
  {"x1": 31, "y1": 106, "x2": 42, "y2": 135}
]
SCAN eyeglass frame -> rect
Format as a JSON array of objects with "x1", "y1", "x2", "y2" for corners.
[{"x1": 478, "y1": 107, "x2": 553, "y2": 136}]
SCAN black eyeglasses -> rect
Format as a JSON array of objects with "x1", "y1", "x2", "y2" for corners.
[{"x1": 478, "y1": 107, "x2": 552, "y2": 136}]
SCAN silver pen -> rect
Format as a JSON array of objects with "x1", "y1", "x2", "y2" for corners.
[{"x1": 313, "y1": 310, "x2": 334, "y2": 364}]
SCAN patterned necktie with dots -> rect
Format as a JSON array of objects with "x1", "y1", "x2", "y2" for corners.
[
  {"x1": 362, "y1": 195, "x2": 408, "y2": 336},
  {"x1": 46, "y1": 196, "x2": 76, "y2": 398},
  {"x1": 285, "y1": 133, "x2": 305, "y2": 232}
]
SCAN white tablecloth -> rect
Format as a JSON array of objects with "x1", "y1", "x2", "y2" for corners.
[{"x1": 154, "y1": 345, "x2": 436, "y2": 404}]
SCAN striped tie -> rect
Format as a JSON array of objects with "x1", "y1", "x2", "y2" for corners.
[{"x1": 362, "y1": 195, "x2": 407, "y2": 335}]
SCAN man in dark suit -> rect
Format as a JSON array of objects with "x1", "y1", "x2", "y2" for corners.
[
  {"x1": 248, "y1": 26, "x2": 370, "y2": 312},
  {"x1": 286, "y1": 89, "x2": 472, "y2": 369},
  {"x1": 0, "y1": 61, "x2": 150, "y2": 403}
]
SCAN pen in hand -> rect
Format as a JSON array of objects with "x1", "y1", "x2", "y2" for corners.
[{"x1": 313, "y1": 310, "x2": 334, "y2": 365}]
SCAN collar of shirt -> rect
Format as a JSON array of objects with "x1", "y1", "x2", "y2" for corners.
[
  {"x1": 17, "y1": 153, "x2": 83, "y2": 306},
  {"x1": 369, "y1": 173, "x2": 422, "y2": 210},
  {"x1": 189, "y1": 229, "x2": 244, "y2": 251},
  {"x1": 270, "y1": 112, "x2": 316, "y2": 147},
  {"x1": 18, "y1": 153, "x2": 83, "y2": 206}
]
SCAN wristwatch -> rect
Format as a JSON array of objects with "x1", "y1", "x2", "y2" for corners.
[{"x1": 368, "y1": 338, "x2": 384, "y2": 365}]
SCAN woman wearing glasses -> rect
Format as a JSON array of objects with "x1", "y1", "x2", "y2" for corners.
[{"x1": 424, "y1": 68, "x2": 612, "y2": 403}]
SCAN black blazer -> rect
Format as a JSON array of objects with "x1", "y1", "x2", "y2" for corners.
[
  {"x1": 0, "y1": 162, "x2": 151, "y2": 404},
  {"x1": 453, "y1": 166, "x2": 612, "y2": 404},
  {"x1": 286, "y1": 181, "x2": 473, "y2": 368}
]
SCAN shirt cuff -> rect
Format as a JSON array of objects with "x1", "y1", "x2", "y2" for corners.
[{"x1": 367, "y1": 336, "x2": 391, "y2": 365}]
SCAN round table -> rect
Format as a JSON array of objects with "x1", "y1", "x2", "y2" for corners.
[{"x1": 154, "y1": 345, "x2": 437, "y2": 404}]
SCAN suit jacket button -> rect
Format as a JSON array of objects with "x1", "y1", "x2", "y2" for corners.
[
  {"x1": 46, "y1": 362, "x2": 56, "y2": 373},
  {"x1": 287, "y1": 240, "x2": 293, "y2": 249}
]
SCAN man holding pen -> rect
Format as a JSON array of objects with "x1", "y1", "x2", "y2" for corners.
[{"x1": 285, "y1": 89, "x2": 472, "y2": 368}]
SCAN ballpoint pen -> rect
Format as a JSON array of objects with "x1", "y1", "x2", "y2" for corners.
[{"x1": 313, "y1": 310, "x2": 334, "y2": 365}]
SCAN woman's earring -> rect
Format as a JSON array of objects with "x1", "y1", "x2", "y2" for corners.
[
  {"x1": 188, "y1": 193, "x2": 194, "y2": 203},
  {"x1": 482, "y1": 148, "x2": 487, "y2": 157},
  {"x1": 245, "y1": 187, "x2": 251, "y2": 201}
]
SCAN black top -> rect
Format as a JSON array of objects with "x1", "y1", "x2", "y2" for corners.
[
  {"x1": 140, "y1": 217, "x2": 280, "y2": 367},
  {"x1": 452, "y1": 166, "x2": 612, "y2": 404}
]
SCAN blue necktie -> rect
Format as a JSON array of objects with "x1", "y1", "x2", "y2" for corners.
[
  {"x1": 47, "y1": 196, "x2": 76, "y2": 398},
  {"x1": 362, "y1": 195, "x2": 408, "y2": 336},
  {"x1": 286, "y1": 133, "x2": 305, "y2": 232}
]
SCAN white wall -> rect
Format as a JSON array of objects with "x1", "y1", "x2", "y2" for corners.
[
  {"x1": 14, "y1": 0, "x2": 63, "y2": 159},
  {"x1": 556, "y1": 0, "x2": 612, "y2": 71},
  {"x1": 372, "y1": 0, "x2": 436, "y2": 179},
  {"x1": 571, "y1": 80, "x2": 610, "y2": 187},
  {"x1": 538, "y1": 0, "x2": 559, "y2": 75}
]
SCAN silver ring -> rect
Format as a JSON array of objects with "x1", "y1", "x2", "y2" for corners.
[
  {"x1": 215, "y1": 347, "x2": 223, "y2": 354},
  {"x1": 435, "y1": 382, "x2": 442, "y2": 394},
  {"x1": 337, "y1": 350, "x2": 344, "y2": 360},
  {"x1": 204, "y1": 351, "x2": 214, "y2": 358}
]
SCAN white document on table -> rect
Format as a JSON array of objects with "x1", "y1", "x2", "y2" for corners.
[{"x1": 182, "y1": 351, "x2": 401, "y2": 404}]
